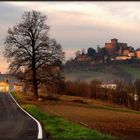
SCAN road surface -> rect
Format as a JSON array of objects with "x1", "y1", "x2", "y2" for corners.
[{"x1": 0, "y1": 92, "x2": 47, "y2": 140}]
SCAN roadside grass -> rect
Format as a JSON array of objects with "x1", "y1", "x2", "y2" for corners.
[
  {"x1": 22, "y1": 104, "x2": 116, "y2": 140},
  {"x1": 11, "y1": 91, "x2": 24, "y2": 103}
]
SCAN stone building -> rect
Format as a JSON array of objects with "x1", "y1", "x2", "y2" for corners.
[{"x1": 105, "y1": 38, "x2": 132, "y2": 56}]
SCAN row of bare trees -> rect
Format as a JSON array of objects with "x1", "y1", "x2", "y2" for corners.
[{"x1": 54, "y1": 79, "x2": 140, "y2": 110}]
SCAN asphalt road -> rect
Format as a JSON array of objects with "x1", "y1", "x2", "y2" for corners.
[{"x1": 0, "y1": 92, "x2": 47, "y2": 140}]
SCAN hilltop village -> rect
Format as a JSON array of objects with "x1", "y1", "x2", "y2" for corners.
[{"x1": 65, "y1": 38, "x2": 140, "y2": 70}]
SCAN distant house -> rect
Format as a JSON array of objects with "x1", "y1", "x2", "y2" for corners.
[
  {"x1": 134, "y1": 94, "x2": 138, "y2": 101},
  {"x1": 76, "y1": 54, "x2": 91, "y2": 61},
  {"x1": 0, "y1": 82, "x2": 10, "y2": 92},
  {"x1": 100, "y1": 83, "x2": 117, "y2": 90},
  {"x1": 128, "y1": 52, "x2": 135, "y2": 57},
  {"x1": 116, "y1": 56, "x2": 131, "y2": 60},
  {"x1": 0, "y1": 74, "x2": 23, "y2": 92}
]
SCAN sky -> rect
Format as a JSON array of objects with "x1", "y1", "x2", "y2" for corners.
[{"x1": 1, "y1": 1, "x2": 140, "y2": 73}]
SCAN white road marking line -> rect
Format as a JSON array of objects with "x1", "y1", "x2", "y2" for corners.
[{"x1": 9, "y1": 92, "x2": 43, "y2": 139}]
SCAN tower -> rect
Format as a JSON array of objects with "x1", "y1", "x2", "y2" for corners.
[{"x1": 111, "y1": 38, "x2": 118, "y2": 45}]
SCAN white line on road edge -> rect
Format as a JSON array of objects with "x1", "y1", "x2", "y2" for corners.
[{"x1": 9, "y1": 92, "x2": 43, "y2": 139}]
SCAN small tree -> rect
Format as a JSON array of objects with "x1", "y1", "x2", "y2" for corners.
[
  {"x1": 87, "y1": 47, "x2": 96, "y2": 57},
  {"x1": 4, "y1": 10, "x2": 64, "y2": 100}
]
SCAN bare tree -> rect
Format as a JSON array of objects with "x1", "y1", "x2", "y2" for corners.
[{"x1": 4, "y1": 10, "x2": 64, "y2": 100}]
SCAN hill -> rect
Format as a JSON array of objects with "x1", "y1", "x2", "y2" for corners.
[{"x1": 64, "y1": 64, "x2": 140, "y2": 83}]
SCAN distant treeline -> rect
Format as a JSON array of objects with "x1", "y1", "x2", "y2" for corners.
[{"x1": 44, "y1": 79, "x2": 140, "y2": 111}]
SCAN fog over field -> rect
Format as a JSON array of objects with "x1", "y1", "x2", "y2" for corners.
[
  {"x1": 65, "y1": 70, "x2": 120, "y2": 83},
  {"x1": 64, "y1": 64, "x2": 140, "y2": 83}
]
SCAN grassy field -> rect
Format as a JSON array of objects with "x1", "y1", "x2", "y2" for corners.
[
  {"x1": 35, "y1": 98, "x2": 140, "y2": 140},
  {"x1": 22, "y1": 104, "x2": 114, "y2": 140},
  {"x1": 11, "y1": 92, "x2": 115, "y2": 140},
  {"x1": 12, "y1": 92, "x2": 140, "y2": 140},
  {"x1": 121, "y1": 65, "x2": 140, "y2": 80}
]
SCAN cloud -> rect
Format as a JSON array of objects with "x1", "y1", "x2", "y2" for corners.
[
  {"x1": 4, "y1": 2, "x2": 140, "y2": 32},
  {"x1": 95, "y1": 2, "x2": 140, "y2": 24},
  {"x1": 0, "y1": 2, "x2": 24, "y2": 23}
]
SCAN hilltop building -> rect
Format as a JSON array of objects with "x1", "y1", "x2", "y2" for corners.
[
  {"x1": 75, "y1": 54, "x2": 91, "y2": 61},
  {"x1": 105, "y1": 38, "x2": 134, "y2": 57},
  {"x1": 65, "y1": 38, "x2": 140, "y2": 70},
  {"x1": 74, "y1": 38, "x2": 140, "y2": 63}
]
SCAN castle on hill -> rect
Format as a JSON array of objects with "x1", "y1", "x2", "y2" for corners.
[
  {"x1": 65, "y1": 38, "x2": 140, "y2": 69},
  {"x1": 105, "y1": 38, "x2": 140, "y2": 60},
  {"x1": 76, "y1": 38, "x2": 140, "y2": 62}
]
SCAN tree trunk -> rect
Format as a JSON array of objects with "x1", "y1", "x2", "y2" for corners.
[
  {"x1": 32, "y1": 67, "x2": 38, "y2": 100},
  {"x1": 32, "y1": 36, "x2": 38, "y2": 100}
]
